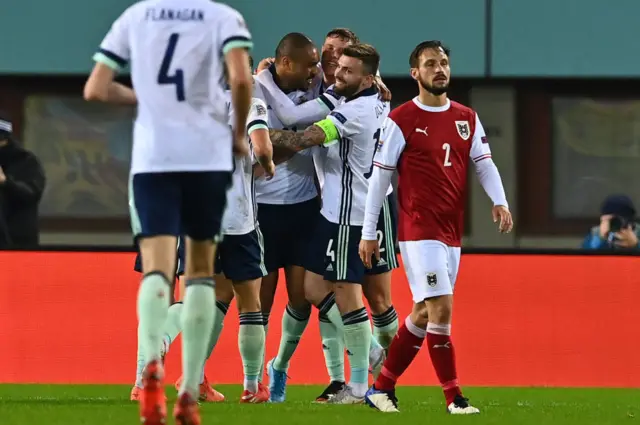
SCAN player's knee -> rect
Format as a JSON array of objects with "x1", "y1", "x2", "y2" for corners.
[
  {"x1": 185, "y1": 239, "x2": 216, "y2": 277},
  {"x1": 216, "y1": 287, "x2": 234, "y2": 304},
  {"x1": 334, "y1": 283, "x2": 365, "y2": 312},
  {"x1": 364, "y1": 290, "x2": 391, "y2": 315},
  {"x1": 233, "y1": 279, "x2": 262, "y2": 313},
  {"x1": 304, "y1": 275, "x2": 330, "y2": 306},
  {"x1": 425, "y1": 296, "x2": 453, "y2": 324},
  {"x1": 410, "y1": 302, "x2": 430, "y2": 328}
]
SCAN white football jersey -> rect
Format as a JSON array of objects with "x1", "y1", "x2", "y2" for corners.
[
  {"x1": 320, "y1": 87, "x2": 390, "y2": 226},
  {"x1": 253, "y1": 67, "x2": 319, "y2": 205},
  {"x1": 221, "y1": 93, "x2": 268, "y2": 235},
  {"x1": 93, "y1": 0, "x2": 252, "y2": 174}
]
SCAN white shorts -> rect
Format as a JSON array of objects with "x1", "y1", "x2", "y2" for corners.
[{"x1": 399, "y1": 240, "x2": 461, "y2": 302}]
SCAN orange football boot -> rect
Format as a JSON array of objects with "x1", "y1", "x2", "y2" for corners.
[
  {"x1": 138, "y1": 360, "x2": 167, "y2": 425},
  {"x1": 175, "y1": 375, "x2": 225, "y2": 402},
  {"x1": 173, "y1": 392, "x2": 201, "y2": 425},
  {"x1": 240, "y1": 383, "x2": 270, "y2": 403}
]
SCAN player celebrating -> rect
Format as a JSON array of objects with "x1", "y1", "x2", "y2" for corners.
[
  {"x1": 261, "y1": 29, "x2": 398, "y2": 403},
  {"x1": 252, "y1": 33, "x2": 321, "y2": 388},
  {"x1": 84, "y1": 0, "x2": 253, "y2": 423},
  {"x1": 360, "y1": 40, "x2": 513, "y2": 414},
  {"x1": 265, "y1": 43, "x2": 390, "y2": 404},
  {"x1": 212, "y1": 88, "x2": 274, "y2": 403}
]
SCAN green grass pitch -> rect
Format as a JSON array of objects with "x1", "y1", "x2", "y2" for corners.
[{"x1": 0, "y1": 384, "x2": 637, "y2": 425}]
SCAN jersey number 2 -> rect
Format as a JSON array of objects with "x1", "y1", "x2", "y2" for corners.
[
  {"x1": 442, "y1": 143, "x2": 452, "y2": 167},
  {"x1": 158, "y1": 33, "x2": 185, "y2": 102},
  {"x1": 364, "y1": 128, "x2": 382, "y2": 179}
]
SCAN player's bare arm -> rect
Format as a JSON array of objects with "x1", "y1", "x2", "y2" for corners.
[
  {"x1": 268, "y1": 124, "x2": 327, "y2": 151},
  {"x1": 226, "y1": 48, "x2": 253, "y2": 156},
  {"x1": 84, "y1": 62, "x2": 137, "y2": 105},
  {"x1": 252, "y1": 145, "x2": 296, "y2": 179},
  {"x1": 250, "y1": 128, "x2": 276, "y2": 179}
]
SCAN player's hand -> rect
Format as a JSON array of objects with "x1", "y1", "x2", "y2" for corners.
[
  {"x1": 0, "y1": 166, "x2": 6, "y2": 184},
  {"x1": 255, "y1": 57, "x2": 274, "y2": 74},
  {"x1": 374, "y1": 76, "x2": 392, "y2": 102},
  {"x1": 233, "y1": 130, "x2": 250, "y2": 157},
  {"x1": 614, "y1": 226, "x2": 638, "y2": 248},
  {"x1": 359, "y1": 239, "x2": 380, "y2": 269},
  {"x1": 492, "y1": 205, "x2": 513, "y2": 233},
  {"x1": 263, "y1": 160, "x2": 276, "y2": 180}
]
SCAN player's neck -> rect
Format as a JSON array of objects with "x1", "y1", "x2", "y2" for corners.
[
  {"x1": 272, "y1": 64, "x2": 299, "y2": 93},
  {"x1": 418, "y1": 91, "x2": 448, "y2": 108}
]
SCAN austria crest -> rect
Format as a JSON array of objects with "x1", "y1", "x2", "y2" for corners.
[{"x1": 455, "y1": 120, "x2": 470, "y2": 140}]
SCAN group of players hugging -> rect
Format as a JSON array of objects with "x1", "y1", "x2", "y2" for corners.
[{"x1": 84, "y1": 1, "x2": 513, "y2": 423}]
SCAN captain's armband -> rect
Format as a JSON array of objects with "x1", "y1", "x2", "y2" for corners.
[{"x1": 314, "y1": 118, "x2": 339, "y2": 147}]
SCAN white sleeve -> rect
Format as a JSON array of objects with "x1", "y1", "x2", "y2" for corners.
[
  {"x1": 362, "y1": 167, "x2": 394, "y2": 240},
  {"x1": 326, "y1": 102, "x2": 362, "y2": 140},
  {"x1": 218, "y1": 7, "x2": 253, "y2": 57},
  {"x1": 275, "y1": 87, "x2": 341, "y2": 127},
  {"x1": 471, "y1": 114, "x2": 508, "y2": 207},
  {"x1": 469, "y1": 113, "x2": 492, "y2": 163},
  {"x1": 362, "y1": 116, "x2": 406, "y2": 240},
  {"x1": 373, "y1": 117, "x2": 406, "y2": 170},
  {"x1": 247, "y1": 98, "x2": 268, "y2": 135},
  {"x1": 92, "y1": 9, "x2": 131, "y2": 71}
]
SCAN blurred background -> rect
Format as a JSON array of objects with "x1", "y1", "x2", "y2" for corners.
[{"x1": 0, "y1": 0, "x2": 639, "y2": 249}]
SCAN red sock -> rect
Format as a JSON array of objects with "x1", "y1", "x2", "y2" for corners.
[
  {"x1": 374, "y1": 318, "x2": 425, "y2": 391},
  {"x1": 426, "y1": 325, "x2": 462, "y2": 405}
]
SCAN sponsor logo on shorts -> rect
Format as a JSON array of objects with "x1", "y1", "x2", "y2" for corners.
[{"x1": 426, "y1": 272, "x2": 438, "y2": 287}]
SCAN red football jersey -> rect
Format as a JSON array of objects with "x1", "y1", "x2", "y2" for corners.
[{"x1": 373, "y1": 98, "x2": 491, "y2": 246}]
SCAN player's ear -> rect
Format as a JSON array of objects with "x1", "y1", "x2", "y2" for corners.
[
  {"x1": 281, "y1": 56, "x2": 291, "y2": 70},
  {"x1": 410, "y1": 68, "x2": 419, "y2": 81}
]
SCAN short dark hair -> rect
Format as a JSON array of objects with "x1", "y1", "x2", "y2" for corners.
[
  {"x1": 409, "y1": 40, "x2": 451, "y2": 67},
  {"x1": 248, "y1": 55, "x2": 254, "y2": 70},
  {"x1": 342, "y1": 43, "x2": 380, "y2": 76},
  {"x1": 275, "y1": 32, "x2": 315, "y2": 60},
  {"x1": 325, "y1": 28, "x2": 359, "y2": 44}
]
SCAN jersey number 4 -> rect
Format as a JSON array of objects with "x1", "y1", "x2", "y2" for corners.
[{"x1": 158, "y1": 33, "x2": 185, "y2": 102}]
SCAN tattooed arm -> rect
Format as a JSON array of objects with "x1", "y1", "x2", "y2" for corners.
[{"x1": 268, "y1": 124, "x2": 328, "y2": 152}]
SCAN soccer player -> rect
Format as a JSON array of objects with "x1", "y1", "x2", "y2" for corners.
[
  {"x1": 360, "y1": 40, "x2": 513, "y2": 414},
  {"x1": 265, "y1": 43, "x2": 390, "y2": 404},
  {"x1": 130, "y1": 239, "x2": 184, "y2": 400},
  {"x1": 84, "y1": 0, "x2": 253, "y2": 423},
  {"x1": 211, "y1": 88, "x2": 274, "y2": 403},
  {"x1": 132, "y1": 241, "x2": 226, "y2": 402},
  {"x1": 252, "y1": 32, "x2": 322, "y2": 389},
  {"x1": 262, "y1": 29, "x2": 399, "y2": 403}
]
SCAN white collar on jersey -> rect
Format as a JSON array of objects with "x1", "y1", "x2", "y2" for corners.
[{"x1": 412, "y1": 97, "x2": 451, "y2": 112}]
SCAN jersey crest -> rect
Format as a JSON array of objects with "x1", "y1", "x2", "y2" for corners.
[{"x1": 455, "y1": 120, "x2": 470, "y2": 140}]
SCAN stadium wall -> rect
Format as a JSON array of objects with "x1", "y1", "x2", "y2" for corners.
[
  {"x1": 2, "y1": 0, "x2": 639, "y2": 77},
  {"x1": 1, "y1": 251, "x2": 638, "y2": 388}
]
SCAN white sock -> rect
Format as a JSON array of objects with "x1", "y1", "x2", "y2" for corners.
[
  {"x1": 163, "y1": 302, "x2": 184, "y2": 354},
  {"x1": 180, "y1": 278, "x2": 216, "y2": 398},
  {"x1": 135, "y1": 322, "x2": 145, "y2": 388},
  {"x1": 137, "y1": 272, "x2": 171, "y2": 364},
  {"x1": 244, "y1": 377, "x2": 258, "y2": 393}
]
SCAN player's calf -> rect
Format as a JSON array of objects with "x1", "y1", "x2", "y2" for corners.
[
  {"x1": 234, "y1": 278, "x2": 267, "y2": 400},
  {"x1": 424, "y1": 295, "x2": 477, "y2": 413},
  {"x1": 334, "y1": 283, "x2": 372, "y2": 399},
  {"x1": 363, "y1": 272, "x2": 399, "y2": 350},
  {"x1": 179, "y1": 239, "x2": 217, "y2": 400}
]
